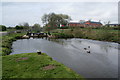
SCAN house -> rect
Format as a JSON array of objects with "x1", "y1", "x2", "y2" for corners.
[
  {"x1": 68, "y1": 20, "x2": 102, "y2": 27},
  {"x1": 68, "y1": 22, "x2": 85, "y2": 27},
  {"x1": 68, "y1": 20, "x2": 86, "y2": 27},
  {"x1": 84, "y1": 21, "x2": 102, "y2": 27},
  {"x1": 105, "y1": 24, "x2": 120, "y2": 27}
]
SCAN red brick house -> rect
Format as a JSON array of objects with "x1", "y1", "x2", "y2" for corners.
[
  {"x1": 68, "y1": 20, "x2": 102, "y2": 27},
  {"x1": 68, "y1": 22, "x2": 85, "y2": 27},
  {"x1": 85, "y1": 21, "x2": 102, "y2": 27}
]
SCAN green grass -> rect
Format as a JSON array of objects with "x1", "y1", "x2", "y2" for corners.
[
  {"x1": 51, "y1": 28, "x2": 119, "y2": 43},
  {"x1": 1, "y1": 33, "x2": 25, "y2": 56},
  {"x1": 2, "y1": 53, "x2": 84, "y2": 78},
  {"x1": 6, "y1": 29, "x2": 16, "y2": 32},
  {"x1": 1, "y1": 32, "x2": 84, "y2": 79},
  {"x1": 53, "y1": 33, "x2": 74, "y2": 38}
]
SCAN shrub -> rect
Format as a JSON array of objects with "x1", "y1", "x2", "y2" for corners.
[
  {"x1": 59, "y1": 26, "x2": 69, "y2": 29},
  {"x1": 53, "y1": 33, "x2": 73, "y2": 38},
  {"x1": 72, "y1": 29, "x2": 84, "y2": 38},
  {"x1": 0, "y1": 25, "x2": 7, "y2": 31},
  {"x1": 1, "y1": 33, "x2": 25, "y2": 56},
  {"x1": 2, "y1": 48, "x2": 11, "y2": 56},
  {"x1": 15, "y1": 25, "x2": 23, "y2": 30},
  {"x1": 96, "y1": 29, "x2": 113, "y2": 41}
]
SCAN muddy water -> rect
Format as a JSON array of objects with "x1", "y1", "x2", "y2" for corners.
[{"x1": 11, "y1": 38, "x2": 119, "y2": 78}]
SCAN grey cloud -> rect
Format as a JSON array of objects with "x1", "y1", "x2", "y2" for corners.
[{"x1": 1, "y1": 2, "x2": 118, "y2": 27}]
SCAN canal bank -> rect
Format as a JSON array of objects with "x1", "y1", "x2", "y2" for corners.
[
  {"x1": 10, "y1": 38, "x2": 119, "y2": 78},
  {"x1": 1, "y1": 33, "x2": 119, "y2": 78},
  {"x1": 1, "y1": 33, "x2": 83, "y2": 78},
  {"x1": 51, "y1": 28, "x2": 120, "y2": 43},
  {"x1": 2, "y1": 53, "x2": 83, "y2": 78},
  {"x1": 1, "y1": 33, "x2": 25, "y2": 56},
  {"x1": 0, "y1": 32, "x2": 7, "y2": 36}
]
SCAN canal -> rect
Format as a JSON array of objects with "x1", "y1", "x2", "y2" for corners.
[{"x1": 11, "y1": 38, "x2": 119, "y2": 78}]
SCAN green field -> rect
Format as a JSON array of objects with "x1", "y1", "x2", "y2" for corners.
[
  {"x1": 2, "y1": 53, "x2": 84, "y2": 78},
  {"x1": 51, "y1": 28, "x2": 119, "y2": 43}
]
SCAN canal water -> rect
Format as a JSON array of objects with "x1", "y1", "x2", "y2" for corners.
[{"x1": 11, "y1": 38, "x2": 119, "y2": 78}]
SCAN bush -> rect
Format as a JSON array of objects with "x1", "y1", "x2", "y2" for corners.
[
  {"x1": 15, "y1": 25, "x2": 23, "y2": 30},
  {"x1": 53, "y1": 33, "x2": 73, "y2": 38},
  {"x1": 59, "y1": 26, "x2": 69, "y2": 29},
  {"x1": 52, "y1": 28, "x2": 119, "y2": 43},
  {"x1": 72, "y1": 29, "x2": 84, "y2": 38},
  {"x1": 2, "y1": 48, "x2": 11, "y2": 56},
  {"x1": 2, "y1": 33, "x2": 25, "y2": 56},
  {"x1": 113, "y1": 26, "x2": 120, "y2": 30},
  {"x1": 96, "y1": 29, "x2": 113, "y2": 41},
  {"x1": 0, "y1": 25, "x2": 7, "y2": 31}
]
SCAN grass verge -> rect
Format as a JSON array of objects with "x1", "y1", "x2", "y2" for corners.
[
  {"x1": 1, "y1": 33, "x2": 25, "y2": 56},
  {"x1": 51, "y1": 28, "x2": 119, "y2": 43},
  {"x1": 2, "y1": 53, "x2": 84, "y2": 78}
]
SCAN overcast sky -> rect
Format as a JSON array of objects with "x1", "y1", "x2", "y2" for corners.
[{"x1": 1, "y1": 1, "x2": 118, "y2": 27}]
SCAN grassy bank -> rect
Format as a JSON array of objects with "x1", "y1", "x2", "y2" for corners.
[
  {"x1": 1, "y1": 32, "x2": 84, "y2": 79},
  {"x1": 51, "y1": 28, "x2": 119, "y2": 43},
  {"x1": 1, "y1": 33, "x2": 25, "y2": 56},
  {"x1": 2, "y1": 53, "x2": 83, "y2": 78}
]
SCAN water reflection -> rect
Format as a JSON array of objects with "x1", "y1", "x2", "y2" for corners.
[
  {"x1": 48, "y1": 39, "x2": 65, "y2": 45},
  {"x1": 11, "y1": 38, "x2": 118, "y2": 78},
  {"x1": 100, "y1": 44, "x2": 108, "y2": 53}
]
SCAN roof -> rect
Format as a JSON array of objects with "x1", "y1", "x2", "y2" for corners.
[
  {"x1": 69, "y1": 21, "x2": 102, "y2": 24},
  {"x1": 68, "y1": 21, "x2": 85, "y2": 24},
  {"x1": 106, "y1": 24, "x2": 120, "y2": 25},
  {"x1": 69, "y1": 22, "x2": 84, "y2": 24},
  {"x1": 86, "y1": 21, "x2": 102, "y2": 24}
]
